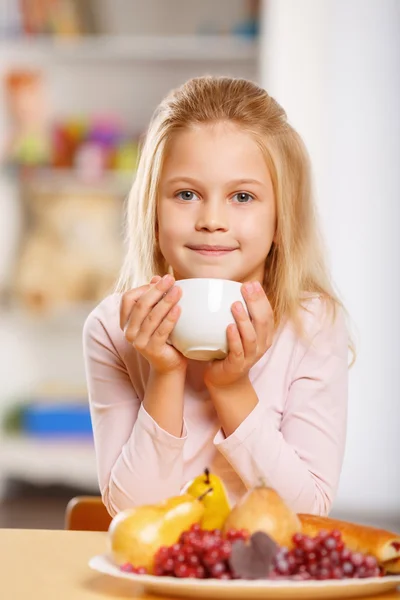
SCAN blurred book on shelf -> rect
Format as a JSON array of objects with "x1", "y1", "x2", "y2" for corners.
[
  {"x1": 0, "y1": 380, "x2": 97, "y2": 493},
  {"x1": 1, "y1": 0, "x2": 260, "y2": 40},
  {"x1": 3, "y1": 382, "x2": 92, "y2": 439},
  {"x1": 1, "y1": 0, "x2": 99, "y2": 38}
]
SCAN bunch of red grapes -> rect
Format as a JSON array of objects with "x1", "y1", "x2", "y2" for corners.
[
  {"x1": 153, "y1": 524, "x2": 248, "y2": 579},
  {"x1": 271, "y1": 530, "x2": 382, "y2": 581},
  {"x1": 121, "y1": 525, "x2": 383, "y2": 581},
  {"x1": 121, "y1": 525, "x2": 248, "y2": 579}
]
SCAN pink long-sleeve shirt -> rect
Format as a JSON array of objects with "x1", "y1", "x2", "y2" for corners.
[{"x1": 83, "y1": 293, "x2": 348, "y2": 518}]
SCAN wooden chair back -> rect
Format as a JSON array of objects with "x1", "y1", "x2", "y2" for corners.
[{"x1": 65, "y1": 495, "x2": 112, "y2": 531}]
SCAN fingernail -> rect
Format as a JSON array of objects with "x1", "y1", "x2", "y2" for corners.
[
  {"x1": 244, "y1": 282, "x2": 254, "y2": 294},
  {"x1": 255, "y1": 281, "x2": 263, "y2": 292},
  {"x1": 235, "y1": 302, "x2": 244, "y2": 312}
]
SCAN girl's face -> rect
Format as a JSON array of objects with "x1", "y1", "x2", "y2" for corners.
[{"x1": 157, "y1": 121, "x2": 276, "y2": 284}]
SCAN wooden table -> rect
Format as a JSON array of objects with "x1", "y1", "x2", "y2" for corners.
[{"x1": 1, "y1": 528, "x2": 399, "y2": 600}]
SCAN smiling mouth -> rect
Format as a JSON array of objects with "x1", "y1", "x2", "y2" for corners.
[{"x1": 187, "y1": 246, "x2": 238, "y2": 256}]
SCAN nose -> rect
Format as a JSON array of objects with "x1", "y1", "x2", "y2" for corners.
[{"x1": 195, "y1": 198, "x2": 228, "y2": 232}]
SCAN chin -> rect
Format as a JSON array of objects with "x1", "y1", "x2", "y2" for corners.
[
  {"x1": 189, "y1": 274, "x2": 241, "y2": 282},
  {"x1": 172, "y1": 260, "x2": 245, "y2": 282}
]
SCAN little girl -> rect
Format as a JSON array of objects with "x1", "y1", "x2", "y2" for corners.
[{"x1": 83, "y1": 76, "x2": 352, "y2": 519}]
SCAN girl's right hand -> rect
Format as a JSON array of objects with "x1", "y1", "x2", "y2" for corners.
[{"x1": 120, "y1": 274, "x2": 187, "y2": 375}]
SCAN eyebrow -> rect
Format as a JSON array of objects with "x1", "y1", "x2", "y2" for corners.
[{"x1": 164, "y1": 176, "x2": 265, "y2": 187}]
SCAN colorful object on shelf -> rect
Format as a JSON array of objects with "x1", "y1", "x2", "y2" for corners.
[
  {"x1": 51, "y1": 118, "x2": 88, "y2": 168},
  {"x1": 17, "y1": 0, "x2": 98, "y2": 37},
  {"x1": 4, "y1": 70, "x2": 51, "y2": 166},
  {"x1": 5, "y1": 107, "x2": 141, "y2": 179},
  {"x1": 51, "y1": 116, "x2": 140, "y2": 176},
  {"x1": 233, "y1": 0, "x2": 260, "y2": 39},
  {"x1": 2, "y1": 389, "x2": 93, "y2": 438},
  {"x1": 21, "y1": 402, "x2": 92, "y2": 437},
  {"x1": 113, "y1": 140, "x2": 139, "y2": 172},
  {"x1": 3, "y1": 70, "x2": 140, "y2": 178},
  {"x1": 75, "y1": 142, "x2": 107, "y2": 182}
]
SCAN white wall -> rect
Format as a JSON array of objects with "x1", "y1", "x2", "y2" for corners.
[{"x1": 261, "y1": 0, "x2": 400, "y2": 518}]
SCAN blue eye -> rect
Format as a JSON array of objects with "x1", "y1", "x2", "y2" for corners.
[
  {"x1": 233, "y1": 192, "x2": 254, "y2": 203},
  {"x1": 177, "y1": 191, "x2": 198, "y2": 201}
]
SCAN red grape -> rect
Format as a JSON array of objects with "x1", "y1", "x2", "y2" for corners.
[
  {"x1": 151, "y1": 525, "x2": 240, "y2": 579},
  {"x1": 175, "y1": 563, "x2": 190, "y2": 578},
  {"x1": 275, "y1": 559, "x2": 290, "y2": 575},
  {"x1": 146, "y1": 525, "x2": 385, "y2": 583},
  {"x1": 203, "y1": 548, "x2": 222, "y2": 567},
  {"x1": 318, "y1": 567, "x2": 331, "y2": 580},
  {"x1": 120, "y1": 563, "x2": 134, "y2": 573},
  {"x1": 120, "y1": 563, "x2": 148, "y2": 575},
  {"x1": 342, "y1": 561, "x2": 355, "y2": 576},
  {"x1": 351, "y1": 552, "x2": 365, "y2": 567},
  {"x1": 331, "y1": 567, "x2": 343, "y2": 579},
  {"x1": 268, "y1": 527, "x2": 384, "y2": 582},
  {"x1": 209, "y1": 562, "x2": 227, "y2": 578}
]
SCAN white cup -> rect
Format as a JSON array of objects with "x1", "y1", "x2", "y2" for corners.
[{"x1": 169, "y1": 278, "x2": 247, "y2": 361}]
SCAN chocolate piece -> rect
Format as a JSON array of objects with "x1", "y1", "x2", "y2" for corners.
[{"x1": 229, "y1": 531, "x2": 279, "y2": 580}]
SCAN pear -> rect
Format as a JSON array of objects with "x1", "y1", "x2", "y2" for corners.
[
  {"x1": 182, "y1": 468, "x2": 231, "y2": 530},
  {"x1": 223, "y1": 486, "x2": 301, "y2": 548},
  {"x1": 109, "y1": 494, "x2": 204, "y2": 571}
]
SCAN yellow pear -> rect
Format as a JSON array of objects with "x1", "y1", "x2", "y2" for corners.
[
  {"x1": 223, "y1": 486, "x2": 301, "y2": 548},
  {"x1": 182, "y1": 468, "x2": 231, "y2": 530},
  {"x1": 109, "y1": 494, "x2": 204, "y2": 571}
]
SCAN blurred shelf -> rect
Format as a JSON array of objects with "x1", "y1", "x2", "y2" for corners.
[
  {"x1": 0, "y1": 435, "x2": 98, "y2": 490},
  {"x1": 1, "y1": 34, "x2": 258, "y2": 63},
  {"x1": 13, "y1": 167, "x2": 133, "y2": 196},
  {"x1": 0, "y1": 301, "x2": 100, "y2": 329}
]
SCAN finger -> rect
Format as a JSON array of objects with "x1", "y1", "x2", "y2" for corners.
[
  {"x1": 120, "y1": 283, "x2": 153, "y2": 331},
  {"x1": 226, "y1": 323, "x2": 245, "y2": 366},
  {"x1": 134, "y1": 285, "x2": 182, "y2": 346},
  {"x1": 119, "y1": 276, "x2": 162, "y2": 332},
  {"x1": 232, "y1": 301, "x2": 258, "y2": 358},
  {"x1": 241, "y1": 282, "x2": 274, "y2": 350},
  {"x1": 124, "y1": 275, "x2": 175, "y2": 340},
  {"x1": 146, "y1": 304, "x2": 181, "y2": 353}
]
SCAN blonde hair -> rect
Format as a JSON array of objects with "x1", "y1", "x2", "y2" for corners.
[{"x1": 116, "y1": 76, "x2": 355, "y2": 360}]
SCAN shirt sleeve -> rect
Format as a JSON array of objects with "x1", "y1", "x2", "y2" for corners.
[
  {"x1": 83, "y1": 307, "x2": 187, "y2": 516},
  {"x1": 214, "y1": 299, "x2": 349, "y2": 516}
]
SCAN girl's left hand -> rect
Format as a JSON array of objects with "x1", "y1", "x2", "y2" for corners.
[{"x1": 204, "y1": 281, "x2": 274, "y2": 390}]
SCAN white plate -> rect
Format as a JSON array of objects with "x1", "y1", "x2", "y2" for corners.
[{"x1": 89, "y1": 554, "x2": 400, "y2": 599}]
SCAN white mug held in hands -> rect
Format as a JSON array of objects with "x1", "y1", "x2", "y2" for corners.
[{"x1": 169, "y1": 278, "x2": 248, "y2": 361}]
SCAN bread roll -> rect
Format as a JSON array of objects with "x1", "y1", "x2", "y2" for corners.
[
  {"x1": 298, "y1": 514, "x2": 400, "y2": 563},
  {"x1": 383, "y1": 557, "x2": 400, "y2": 574}
]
